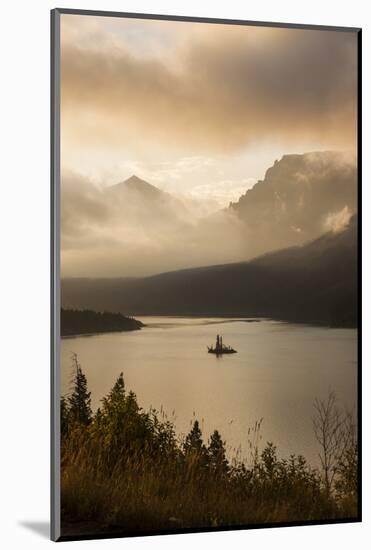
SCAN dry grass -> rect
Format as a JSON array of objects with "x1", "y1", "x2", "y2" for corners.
[{"x1": 60, "y1": 369, "x2": 358, "y2": 537}]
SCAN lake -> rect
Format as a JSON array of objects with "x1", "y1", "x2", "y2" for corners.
[{"x1": 61, "y1": 317, "x2": 357, "y2": 465}]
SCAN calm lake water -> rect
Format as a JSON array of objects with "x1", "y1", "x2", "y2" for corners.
[{"x1": 61, "y1": 317, "x2": 357, "y2": 465}]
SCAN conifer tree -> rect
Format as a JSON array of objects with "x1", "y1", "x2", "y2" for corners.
[
  {"x1": 60, "y1": 396, "x2": 69, "y2": 435},
  {"x1": 101, "y1": 372, "x2": 126, "y2": 417},
  {"x1": 125, "y1": 390, "x2": 140, "y2": 415},
  {"x1": 184, "y1": 420, "x2": 208, "y2": 466},
  {"x1": 208, "y1": 430, "x2": 229, "y2": 475},
  {"x1": 184, "y1": 420, "x2": 203, "y2": 451},
  {"x1": 99, "y1": 372, "x2": 155, "y2": 462},
  {"x1": 68, "y1": 353, "x2": 92, "y2": 425}
]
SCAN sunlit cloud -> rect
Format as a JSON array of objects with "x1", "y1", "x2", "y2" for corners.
[{"x1": 59, "y1": 15, "x2": 358, "y2": 277}]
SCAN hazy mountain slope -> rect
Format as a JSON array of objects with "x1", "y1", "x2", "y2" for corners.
[
  {"x1": 61, "y1": 216, "x2": 357, "y2": 327},
  {"x1": 229, "y1": 151, "x2": 357, "y2": 257},
  {"x1": 105, "y1": 174, "x2": 191, "y2": 225},
  {"x1": 109, "y1": 175, "x2": 165, "y2": 198},
  {"x1": 61, "y1": 153, "x2": 357, "y2": 277}
]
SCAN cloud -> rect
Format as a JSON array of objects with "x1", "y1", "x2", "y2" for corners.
[
  {"x1": 324, "y1": 206, "x2": 353, "y2": 233},
  {"x1": 229, "y1": 151, "x2": 357, "y2": 255},
  {"x1": 60, "y1": 17, "x2": 357, "y2": 155},
  {"x1": 61, "y1": 151, "x2": 357, "y2": 277},
  {"x1": 60, "y1": 171, "x2": 248, "y2": 277},
  {"x1": 61, "y1": 171, "x2": 111, "y2": 250},
  {"x1": 188, "y1": 178, "x2": 256, "y2": 206},
  {"x1": 59, "y1": 17, "x2": 358, "y2": 278}
]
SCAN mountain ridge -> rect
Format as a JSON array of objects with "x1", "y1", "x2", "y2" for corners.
[
  {"x1": 228, "y1": 150, "x2": 357, "y2": 257},
  {"x1": 61, "y1": 215, "x2": 357, "y2": 328}
]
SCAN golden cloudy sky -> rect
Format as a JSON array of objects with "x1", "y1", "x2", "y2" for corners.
[{"x1": 60, "y1": 14, "x2": 357, "y2": 203}]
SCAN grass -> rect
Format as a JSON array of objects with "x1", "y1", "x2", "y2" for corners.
[{"x1": 60, "y1": 360, "x2": 358, "y2": 537}]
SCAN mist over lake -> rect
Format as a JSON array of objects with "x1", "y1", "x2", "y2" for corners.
[{"x1": 61, "y1": 317, "x2": 357, "y2": 465}]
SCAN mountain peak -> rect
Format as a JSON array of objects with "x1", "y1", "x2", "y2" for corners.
[
  {"x1": 109, "y1": 175, "x2": 163, "y2": 197},
  {"x1": 125, "y1": 174, "x2": 146, "y2": 184}
]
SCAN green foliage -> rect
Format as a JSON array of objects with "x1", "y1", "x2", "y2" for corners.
[
  {"x1": 184, "y1": 420, "x2": 203, "y2": 452},
  {"x1": 60, "y1": 356, "x2": 358, "y2": 536},
  {"x1": 67, "y1": 354, "x2": 92, "y2": 426},
  {"x1": 334, "y1": 413, "x2": 358, "y2": 505},
  {"x1": 90, "y1": 374, "x2": 157, "y2": 470},
  {"x1": 60, "y1": 396, "x2": 69, "y2": 435},
  {"x1": 335, "y1": 445, "x2": 358, "y2": 495},
  {"x1": 208, "y1": 430, "x2": 229, "y2": 477},
  {"x1": 184, "y1": 420, "x2": 208, "y2": 463}
]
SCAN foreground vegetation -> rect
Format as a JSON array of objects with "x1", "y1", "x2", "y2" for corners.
[
  {"x1": 61, "y1": 355, "x2": 358, "y2": 537},
  {"x1": 61, "y1": 308, "x2": 144, "y2": 337}
]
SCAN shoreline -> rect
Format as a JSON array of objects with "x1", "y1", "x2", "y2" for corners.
[
  {"x1": 61, "y1": 327, "x2": 145, "y2": 339},
  {"x1": 60, "y1": 314, "x2": 357, "y2": 337}
]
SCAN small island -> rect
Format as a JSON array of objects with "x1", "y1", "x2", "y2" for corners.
[
  {"x1": 61, "y1": 308, "x2": 144, "y2": 337},
  {"x1": 208, "y1": 334, "x2": 237, "y2": 355}
]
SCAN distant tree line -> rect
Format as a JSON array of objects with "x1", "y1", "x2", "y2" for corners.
[
  {"x1": 61, "y1": 308, "x2": 144, "y2": 337},
  {"x1": 60, "y1": 355, "x2": 358, "y2": 537}
]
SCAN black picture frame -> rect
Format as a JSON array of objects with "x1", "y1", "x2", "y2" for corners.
[{"x1": 51, "y1": 8, "x2": 362, "y2": 542}]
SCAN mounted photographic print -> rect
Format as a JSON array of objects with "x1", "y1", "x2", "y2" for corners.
[{"x1": 51, "y1": 8, "x2": 361, "y2": 542}]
